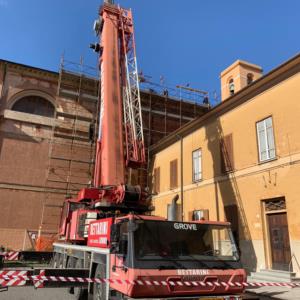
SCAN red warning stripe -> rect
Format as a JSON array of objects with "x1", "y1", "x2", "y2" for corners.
[
  {"x1": 0, "y1": 251, "x2": 19, "y2": 261},
  {"x1": 0, "y1": 271, "x2": 300, "y2": 288},
  {"x1": 0, "y1": 271, "x2": 27, "y2": 287},
  {"x1": 33, "y1": 270, "x2": 45, "y2": 289}
]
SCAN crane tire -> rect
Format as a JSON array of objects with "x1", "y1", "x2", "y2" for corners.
[
  {"x1": 51, "y1": 252, "x2": 61, "y2": 268},
  {"x1": 67, "y1": 256, "x2": 76, "y2": 295},
  {"x1": 49, "y1": 253, "x2": 56, "y2": 267},
  {"x1": 93, "y1": 263, "x2": 106, "y2": 300},
  {"x1": 73, "y1": 258, "x2": 88, "y2": 300}
]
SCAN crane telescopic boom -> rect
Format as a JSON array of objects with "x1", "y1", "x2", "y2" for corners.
[
  {"x1": 94, "y1": 2, "x2": 145, "y2": 191},
  {"x1": 70, "y1": 2, "x2": 146, "y2": 208},
  {"x1": 59, "y1": 0, "x2": 148, "y2": 244}
]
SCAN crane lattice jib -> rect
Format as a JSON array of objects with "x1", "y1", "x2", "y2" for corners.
[{"x1": 119, "y1": 7, "x2": 145, "y2": 167}]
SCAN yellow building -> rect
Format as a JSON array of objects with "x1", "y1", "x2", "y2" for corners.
[{"x1": 149, "y1": 53, "x2": 300, "y2": 277}]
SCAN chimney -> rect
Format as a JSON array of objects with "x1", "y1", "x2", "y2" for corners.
[{"x1": 220, "y1": 60, "x2": 263, "y2": 101}]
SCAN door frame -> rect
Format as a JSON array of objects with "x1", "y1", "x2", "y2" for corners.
[{"x1": 261, "y1": 198, "x2": 291, "y2": 270}]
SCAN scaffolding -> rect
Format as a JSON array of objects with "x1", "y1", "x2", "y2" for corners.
[
  {"x1": 40, "y1": 58, "x2": 99, "y2": 233},
  {"x1": 39, "y1": 60, "x2": 208, "y2": 233},
  {"x1": 130, "y1": 89, "x2": 210, "y2": 190},
  {"x1": 139, "y1": 78, "x2": 210, "y2": 106}
]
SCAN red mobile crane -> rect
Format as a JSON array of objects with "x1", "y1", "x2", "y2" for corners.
[{"x1": 53, "y1": 1, "x2": 246, "y2": 299}]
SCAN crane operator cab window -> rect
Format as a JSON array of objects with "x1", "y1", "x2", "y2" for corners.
[
  {"x1": 111, "y1": 219, "x2": 241, "y2": 270},
  {"x1": 111, "y1": 221, "x2": 129, "y2": 257},
  {"x1": 133, "y1": 220, "x2": 239, "y2": 264}
]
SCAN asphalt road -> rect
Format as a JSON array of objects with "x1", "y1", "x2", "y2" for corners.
[
  {"x1": 0, "y1": 287, "x2": 75, "y2": 300},
  {"x1": 0, "y1": 287, "x2": 277, "y2": 300}
]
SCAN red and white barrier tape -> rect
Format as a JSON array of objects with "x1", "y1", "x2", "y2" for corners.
[
  {"x1": 1, "y1": 271, "x2": 300, "y2": 288},
  {"x1": 0, "y1": 271, "x2": 27, "y2": 287},
  {"x1": 0, "y1": 251, "x2": 19, "y2": 261},
  {"x1": 33, "y1": 270, "x2": 45, "y2": 289}
]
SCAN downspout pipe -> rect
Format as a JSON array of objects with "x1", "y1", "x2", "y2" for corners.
[
  {"x1": 180, "y1": 135, "x2": 183, "y2": 221},
  {"x1": 174, "y1": 133, "x2": 184, "y2": 221}
]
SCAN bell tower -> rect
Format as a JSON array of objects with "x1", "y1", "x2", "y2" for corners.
[{"x1": 220, "y1": 60, "x2": 263, "y2": 101}]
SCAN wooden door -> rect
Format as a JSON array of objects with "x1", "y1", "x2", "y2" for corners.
[{"x1": 267, "y1": 213, "x2": 291, "y2": 271}]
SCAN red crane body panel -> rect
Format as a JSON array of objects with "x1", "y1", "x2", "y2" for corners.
[{"x1": 109, "y1": 266, "x2": 246, "y2": 298}]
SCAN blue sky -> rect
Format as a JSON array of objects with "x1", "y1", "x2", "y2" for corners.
[{"x1": 0, "y1": 0, "x2": 299, "y2": 103}]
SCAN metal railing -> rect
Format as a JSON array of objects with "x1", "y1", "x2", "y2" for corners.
[{"x1": 139, "y1": 80, "x2": 210, "y2": 106}]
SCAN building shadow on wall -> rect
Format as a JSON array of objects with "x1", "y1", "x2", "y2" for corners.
[{"x1": 205, "y1": 117, "x2": 257, "y2": 273}]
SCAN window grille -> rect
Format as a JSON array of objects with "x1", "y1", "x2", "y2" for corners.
[{"x1": 265, "y1": 198, "x2": 286, "y2": 211}]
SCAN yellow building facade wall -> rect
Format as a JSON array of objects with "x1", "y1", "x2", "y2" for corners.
[{"x1": 151, "y1": 70, "x2": 300, "y2": 274}]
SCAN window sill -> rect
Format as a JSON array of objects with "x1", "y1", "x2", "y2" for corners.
[
  {"x1": 258, "y1": 157, "x2": 277, "y2": 165},
  {"x1": 192, "y1": 179, "x2": 203, "y2": 184},
  {"x1": 169, "y1": 187, "x2": 178, "y2": 191}
]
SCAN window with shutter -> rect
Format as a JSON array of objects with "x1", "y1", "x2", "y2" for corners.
[
  {"x1": 256, "y1": 117, "x2": 276, "y2": 162},
  {"x1": 220, "y1": 134, "x2": 234, "y2": 173},
  {"x1": 153, "y1": 167, "x2": 160, "y2": 194},
  {"x1": 170, "y1": 159, "x2": 178, "y2": 189}
]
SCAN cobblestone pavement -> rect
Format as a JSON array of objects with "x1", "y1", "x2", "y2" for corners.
[{"x1": 1, "y1": 286, "x2": 300, "y2": 299}]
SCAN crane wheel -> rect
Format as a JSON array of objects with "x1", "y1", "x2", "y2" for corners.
[
  {"x1": 49, "y1": 253, "x2": 56, "y2": 267},
  {"x1": 67, "y1": 256, "x2": 76, "y2": 295},
  {"x1": 50, "y1": 252, "x2": 62, "y2": 268},
  {"x1": 93, "y1": 263, "x2": 106, "y2": 300},
  {"x1": 73, "y1": 258, "x2": 88, "y2": 300}
]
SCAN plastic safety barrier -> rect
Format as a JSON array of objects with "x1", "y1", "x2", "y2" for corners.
[{"x1": 1, "y1": 270, "x2": 300, "y2": 289}]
